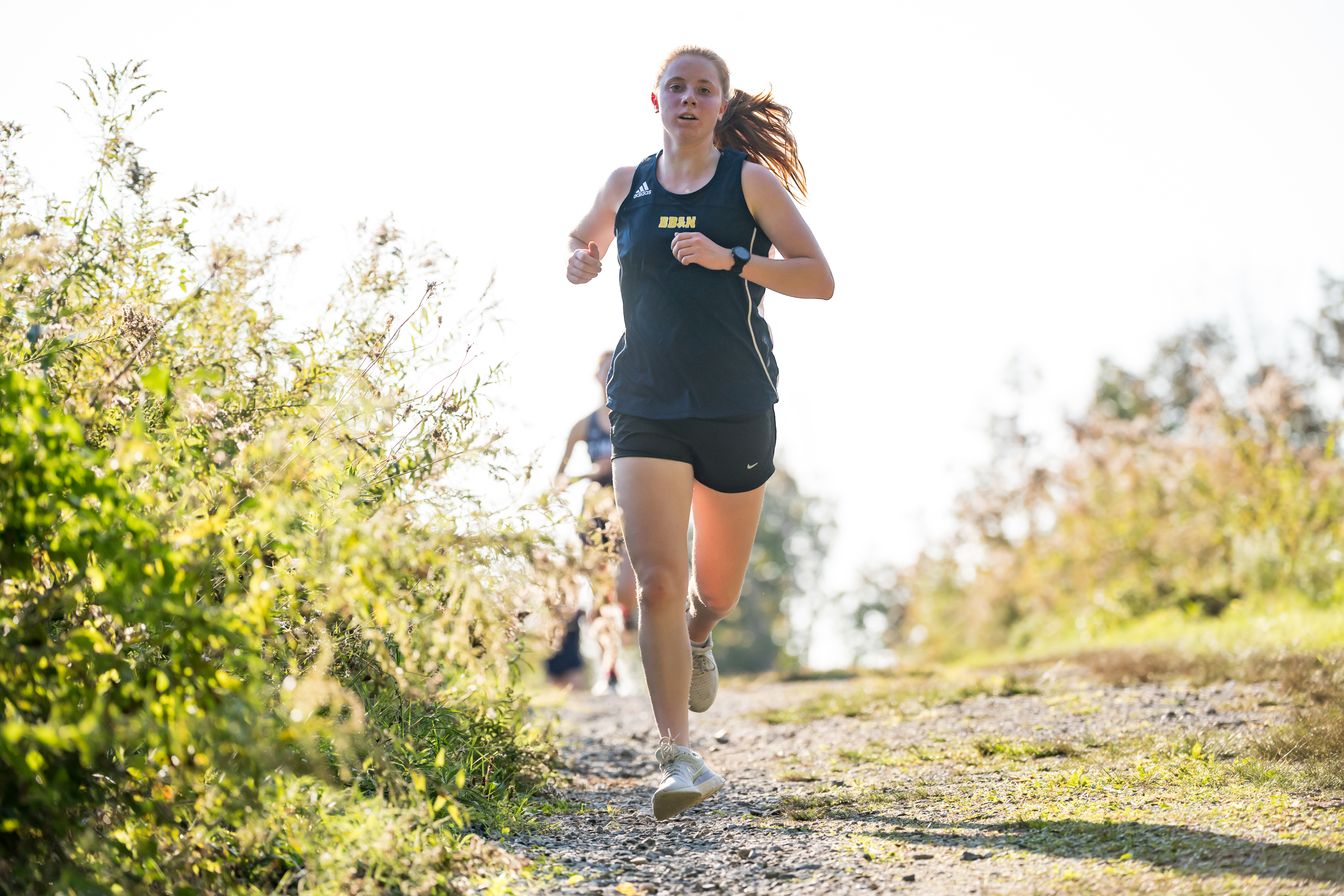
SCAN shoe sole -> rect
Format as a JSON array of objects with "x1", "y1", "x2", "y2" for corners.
[{"x1": 652, "y1": 773, "x2": 726, "y2": 821}]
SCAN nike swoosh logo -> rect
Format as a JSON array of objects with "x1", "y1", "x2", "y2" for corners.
[{"x1": 746, "y1": 462, "x2": 759, "y2": 469}]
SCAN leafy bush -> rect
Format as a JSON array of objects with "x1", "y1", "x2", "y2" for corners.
[
  {"x1": 1, "y1": 62, "x2": 577, "y2": 894},
  {"x1": 866, "y1": 318, "x2": 1344, "y2": 659}
]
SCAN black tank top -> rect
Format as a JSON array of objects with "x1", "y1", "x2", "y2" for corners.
[{"x1": 607, "y1": 148, "x2": 779, "y2": 419}]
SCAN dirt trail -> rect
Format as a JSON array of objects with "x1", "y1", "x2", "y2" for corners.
[{"x1": 494, "y1": 662, "x2": 1344, "y2": 895}]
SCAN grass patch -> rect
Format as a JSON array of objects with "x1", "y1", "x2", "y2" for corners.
[
  {"x1": 1059, "y1": 647, "x2": 1338, "y2": 696},
  {"x1": 967, "y1": 598, "x2": 1344, "y2": 670},
  {"x1": 1014, "y1": 646, "x2": 1344, "y2": 788},
  {"x1": 996, "y1": 732, "x2": 1324, "y2": 803},
  {"x1": 845, "y1": 832, "x2": 909, "y2": 864},
  {"x1": 857, "y1": 728, "x2": 1343, "y2": 886},
  {"x1": 945, "y1": 673, "x2": 1042, "y2": 703},
  {"x1": 776, "y1": 785, "x2": 891, "y2": 821},
  {"x1": 756, "y1": 684, "x2": 898, "y2": 724},
  {"x1": 975, "y1": 736, "x2": 1079, "y2": 760},
  {"x1": 777, "y1": 668, "x2": 862, "y2": 683},
  {"x1": 1256, "y1": 702, "x2": 1344, "y2": 788},
  {"x1": 761, "y1": 677, "x2": 1343, "y2": 892},
  {"x1": 832, "y1": 741, "x2": 961, "y2": 769},
  {"x1": 835, "y1": 744, "x2": 907, "y2": 767},
  {"x1": 753, "y1": 671, "x2": 1042, "y2": 725}
]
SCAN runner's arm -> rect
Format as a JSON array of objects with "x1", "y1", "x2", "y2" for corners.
[
  {"x1": 739, "y1": 162, "x2": 834, "y2": 300},
  {"x1": 555, "y1": 418, "x2": 585, "y2": 483},
  {"x1": 567, "y1": 166, "x2": 637, "y2": 276}
]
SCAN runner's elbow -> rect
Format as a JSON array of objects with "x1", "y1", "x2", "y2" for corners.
[{"x1": 817, "y1": 268, "x2": 835, "y2": 300}]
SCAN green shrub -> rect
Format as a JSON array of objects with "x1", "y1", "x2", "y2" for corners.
[{"x1": 1, "y1": 62, "x2": 577, "y2": 894}]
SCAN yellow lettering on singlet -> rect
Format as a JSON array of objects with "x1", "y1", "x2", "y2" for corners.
[{"x1": 658, "y1": 215, "x2": 698, "y2": 230}]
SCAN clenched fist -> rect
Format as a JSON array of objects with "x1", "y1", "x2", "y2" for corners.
[
  {"x1": 670, "y1": 232, "x2": 731, "y2": 270},
  {"x1": 567, "y1": 241, "x2": 602, "y2": 284}
]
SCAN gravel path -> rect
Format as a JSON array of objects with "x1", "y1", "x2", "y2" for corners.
[{"x1": 493, "y1": 663, "x2": 1344, "y2": 896}]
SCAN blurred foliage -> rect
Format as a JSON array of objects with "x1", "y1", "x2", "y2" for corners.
[
  {"x1": 713, "y1": 467, "x2": 832, "y2": 675},
  {"x1": 860, "y1": 300, "x2": 1344, "y2": 662},
  {"x1": 0, "y1": 62, "x2": 581, "y2": 894}
]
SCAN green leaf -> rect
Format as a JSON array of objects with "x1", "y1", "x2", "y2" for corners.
[{"x1": 142, "y1": 364, "x2": 171, "y2": 398}]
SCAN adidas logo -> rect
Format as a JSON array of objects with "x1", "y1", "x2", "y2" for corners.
[{"x1": 633, "y1": 181, "x2": 652, "y2": 198}]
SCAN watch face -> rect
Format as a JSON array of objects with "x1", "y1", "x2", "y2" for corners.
[{"x1": 734, "y1": 247, "x2": 751, "y2": 262}]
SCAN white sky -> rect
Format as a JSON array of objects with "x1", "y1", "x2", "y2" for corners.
[{"x1": 6, "y1": 2, "x2": 1344, "y2": 650}]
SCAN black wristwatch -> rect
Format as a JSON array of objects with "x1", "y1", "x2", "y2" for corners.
[{"x1": 730, "y1": 246, "x2": 751, "y2": 276}]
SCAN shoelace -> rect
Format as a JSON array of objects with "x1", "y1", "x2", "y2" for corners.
[
  {"x1": 659, "y1": 754, "x2": 699, "y2": 781},
  {"x1": 656, "y1": 740, "x2": 699, "y2": 771},
  {"x1": 691, "y1": 651, "x2": 715, "y2": 673}
]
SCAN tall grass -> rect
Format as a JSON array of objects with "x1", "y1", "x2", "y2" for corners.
[{"x1": 0, "y1": 62, "x2": 579, "y2": 893}]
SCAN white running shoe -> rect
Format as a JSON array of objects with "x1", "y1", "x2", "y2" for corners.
[
  {"x1": 652, "y1": 737, "x2": 725, "y2": 821},
  {"x1": 688, "y1": 633, "x2": 718, "y2": 713}
]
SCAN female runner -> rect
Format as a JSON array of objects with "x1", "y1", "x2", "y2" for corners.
[
  {"x1": 565, "y1": 46, "x2": 833, "y2": 820},
  {"x1": 553, "y1": 350, "x2": 638, "y2": 694}
]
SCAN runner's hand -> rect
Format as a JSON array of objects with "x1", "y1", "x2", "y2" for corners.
[
  {"x1": 670, "y1": 232, "x2": 730, "y2": 270},
  {"x1": 567, "y1": 241, "x2": 602, "y2": 284}
]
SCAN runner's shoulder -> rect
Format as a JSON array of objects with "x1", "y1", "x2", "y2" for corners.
[{"x1": 602, "y1": 166, "x2": 639, "y2": 209}]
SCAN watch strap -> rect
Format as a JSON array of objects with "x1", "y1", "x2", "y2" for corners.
[{"x1": 730, "y1": 247, "x2": 750, "y2": 275}]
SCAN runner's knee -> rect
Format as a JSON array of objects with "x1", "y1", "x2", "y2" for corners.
[
  {"x1": 691, "y1": 586, "x2": 739, "y2": 618},
  {"x1": 634, "y1": 565, "x2": 687, "y2": 610}
]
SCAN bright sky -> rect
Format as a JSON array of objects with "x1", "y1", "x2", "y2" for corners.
[{"x1": 6, "y1": 2, "x2": 1344, "y2": 660}]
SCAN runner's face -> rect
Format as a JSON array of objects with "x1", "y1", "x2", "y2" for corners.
[
  {"x1": 596, "y1": 355, "x2": 612, "y2": 383},
  {"x1": 654, "y1": 55, "x2": 727, "y2": 138}
]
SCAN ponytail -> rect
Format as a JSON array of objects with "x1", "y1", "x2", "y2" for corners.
[
  {"x1": 716, "y1": 88, "x2": 807, "y2": 201},
  {"x1": 656, "y1": 46, "x2": 809, "y2": 201}
]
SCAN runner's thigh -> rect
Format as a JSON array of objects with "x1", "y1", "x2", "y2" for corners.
[
  {"x1": 690, "y1": 481, "x2": 766, "y2": 605},
  {"x1": 612, "y1": 456, "x2": 695, "y2": 596}
]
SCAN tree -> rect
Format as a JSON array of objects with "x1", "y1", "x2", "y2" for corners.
[
  {"x1": 710, "y1": 466, "x2": 833, "y2": 675},
  {"x1": 1090, "y1": 323, "x2": 1234, "y2": 432}
]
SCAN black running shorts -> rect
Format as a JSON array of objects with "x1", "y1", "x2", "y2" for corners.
[{"x1": 609, "y1": 409, "x2": 776, "y2": 493}]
